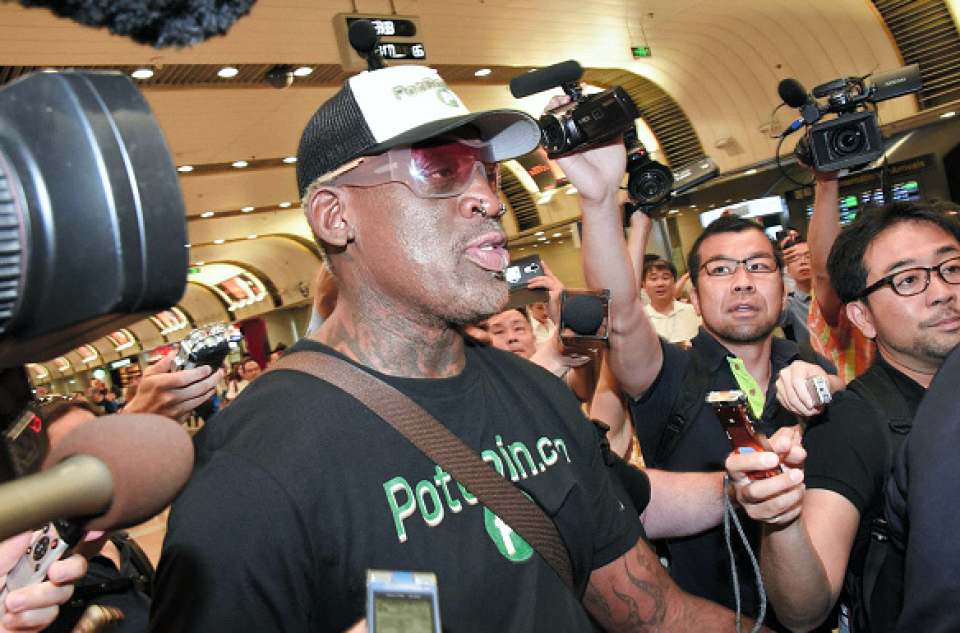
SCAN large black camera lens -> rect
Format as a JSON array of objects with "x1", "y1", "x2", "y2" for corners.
[
  {"x1": 626, "y1": 158, "x2": 674, "y2": 207},
  {"x1": 0, "y1": 71, "x2": 187, "y2": 367},
  {"x1": 538, "y1": 114, "x2": 567, "y2": 155},
  {"x1": 830, "y1": 126, "x2": 865, "y2": 156}
]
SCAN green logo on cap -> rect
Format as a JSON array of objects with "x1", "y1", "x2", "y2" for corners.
[{"x1": 436, "y1": 87, "x2": 460, "y2": 108}]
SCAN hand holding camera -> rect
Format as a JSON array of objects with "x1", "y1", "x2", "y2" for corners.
[
  {"x1": 124, "y1": 351, "x2": 223, "y2": 423},
  {"x1": 775, "y1": 360, "x2": 839, "y2": 418}
]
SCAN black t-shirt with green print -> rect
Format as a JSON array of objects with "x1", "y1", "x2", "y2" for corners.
[{"x1": 150, "y1": 339, "x2": 641, "y2": 633}]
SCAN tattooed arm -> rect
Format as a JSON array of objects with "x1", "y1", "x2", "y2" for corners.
[{"x1": 584, "y1": 537, "x2": 774, "y2": 633}]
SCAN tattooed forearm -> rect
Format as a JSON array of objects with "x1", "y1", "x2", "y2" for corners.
[{"x1": 585, "y1": 544, "x2": 667, "y2": 632}]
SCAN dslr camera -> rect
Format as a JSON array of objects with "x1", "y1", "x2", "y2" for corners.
[{"x1": 781, "y1": 64, "x2": 922, "y2": 172}]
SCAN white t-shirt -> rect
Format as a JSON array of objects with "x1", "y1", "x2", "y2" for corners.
[{"x1": 643, "y1": 301, "x2": 701, "y2": 345}]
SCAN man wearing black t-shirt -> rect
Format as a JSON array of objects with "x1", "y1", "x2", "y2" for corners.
[
  {"x1": 149, "y1": 66, "x2": 773, "y2": 633},
  {"x1": 728, "y1": 202, "x2": 960, "y2": 632},
  {"x1": 568, "y1": 119, "x2": 839, "y2": 628}
]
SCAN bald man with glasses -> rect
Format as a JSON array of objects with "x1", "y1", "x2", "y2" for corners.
[{"x1": 728, "y1": 202, "x2": 960, "y2": 633}]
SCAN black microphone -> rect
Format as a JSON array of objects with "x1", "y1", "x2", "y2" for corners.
[
  {"x1": 777, "y1": 77, "x2": 822, "y2": 127},
  {"x1": 563, "y1": 294, "x2": 606, "y2": 335},
  {"x1": 509, "y1": 60, "x2": 584, "y2": 98},
  {"x1": 778, "y1": 78, "x2": 810, "y2": 108},
  {"x1": 0, "y1": 413, "x2": 194, "y2": 540},
  {"x1": 559, "y1": 291, "x2": 609, "y2": 356},
  {"x1": 14, "y1": 0, "x2": 257, "y2": 48},
  {"x1": 348, "y1": 19, "x2": 385, "y2": 71}
]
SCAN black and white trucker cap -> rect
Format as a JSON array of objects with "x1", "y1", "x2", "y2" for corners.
[{"x1": 296, "y1": 65, "x2": 541, "y2": 197}]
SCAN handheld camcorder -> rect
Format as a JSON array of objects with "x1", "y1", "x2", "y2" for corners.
[
  {"x1": 778, "y1": 64, "x2": 922, "y2": 172},
  {"x1": 0, "y1": 70, "x2": 188, "y2": 481},
  {"x1": 509, "y1": 60, "x2": 683, "y2": 213}
]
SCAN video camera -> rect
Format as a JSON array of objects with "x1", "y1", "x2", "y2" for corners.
[
  {"x1": 778, "y1": 64, "x2": 922, "y2": 172},
  {"x1": 509, "y1": 60, "x2": 680, "y2": 212},
  {"x1": 0, "y1": 70, "x2": 188, "y2": 480}
]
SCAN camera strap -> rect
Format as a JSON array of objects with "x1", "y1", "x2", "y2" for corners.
[{"x1": 268, "y1": 350, "x2": 576, "y2": 593}]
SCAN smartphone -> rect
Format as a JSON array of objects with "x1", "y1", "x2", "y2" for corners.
[
  {"x1": 367, "y1": 570, "x2": 441, "y2": 633},
  {"x1": 503, "y1": 254, "x2": 548, "y2": 310},
  {"x1": 707, "y1": 390, "x2": 783, "y2": 480}
]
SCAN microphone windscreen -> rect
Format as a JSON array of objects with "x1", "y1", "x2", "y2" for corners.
[
  {"x1": 15, "y1": 0, "x2": 257, "y2": 48},
  {"x1": 563, "y1": 294, "x2": 606, "y2": 335},
  {"x1": 348, "y1": 19, "x2": 379, "y2": 55},
  {"x1": 778, "y1": 78, "x2": 810, "y2": 108},
  {"x1": 509, "y1": 60, "x2": 584, "y2": 99},
  {"x1": 43, "y1": 413, "x2": 194, "y2": 531}
]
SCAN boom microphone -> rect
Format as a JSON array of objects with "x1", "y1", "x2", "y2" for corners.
[
  {"x1": 0, "y1": 413, "x2": 194, "y2": 540},
  {"x1": 14, "y1": 0, "x2": 258, "y2": 48},
  {"x1": 509, "y1": 60, "x2": 584, "y2": 99}
]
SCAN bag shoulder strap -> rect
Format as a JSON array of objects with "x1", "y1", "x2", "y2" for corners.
[
  {"x1": 269, "y1": 350, "x2": 575, "y2": 592},
  {"x1": 842, "y1": 366, "x2": 912, "y2": 632},
  {"x1": 652, "y1": 346, "x2": 711, "y2": 468}
]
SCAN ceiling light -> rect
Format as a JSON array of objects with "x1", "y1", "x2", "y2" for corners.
[
  {"x1": 552, "y1": 233, "x2": 563, "y2": 237},
  {"x1": 941, "y1": 111, "x2": 956, "y2": 119},
  {"x1": 200, "y1": 211, "x2": 215, "y2": 218},
  {"x1": 534, "y1": 231, "x2": 545, "y2": 236},
  {"x1": 279, "y1": 201, "x2": 292, "y2": 208},
  {"x1": 474, "y1": 68, "x2": 492, "y2": 77},
  {"x1": 232, "y1": 160, "x2": 248, "y2": 168},
  {"x1": 218, "y1": 66, "x2": 239, "y2": 78},
  {"x1": 293, "y1": 66, "x2": 314, "y2": 77},
  {"x1": 566, "y1": 187, "x2": 578, "y2": 195},
  {"x1": 178, "y1": 165, "x2": 194, "y2": 173},
  {"x1": 283, "y1": 156, "x2": 297, "y2": 164},
  {"x1": 538, "y1": 236, "x2": 547, "y2": 241},
  {"x1": 537, "y1": 195, "x2": 552, "y2": 204},
  {"x1": 247, "y1": 234, "x2": 258, "y2": 239},
  {"x1": 132, "y1": 68, "x2": 154, "y2": 80},
  {"x1": 214, "y1": 239, "x2": 225, "y2": 244},
  {"x1": 242, "y1": 206, "x2": 254, "y2": 212},
  {"x1": 185, "y1": 244, "x2": 191, "y2": 248},
  {"x1": 195, "y1": 261, "x2": 205, "y2": 266},
  {"x1": 744, "y1": 168, "x2": 758, "y2": 175}
]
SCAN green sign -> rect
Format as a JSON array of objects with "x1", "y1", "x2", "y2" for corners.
[
  {"x1": 188, "y1": 267, "x2": 200, "y2": 275},
  {"x1": 631, "y1": 46, "x2": 652, "y2": 58}
]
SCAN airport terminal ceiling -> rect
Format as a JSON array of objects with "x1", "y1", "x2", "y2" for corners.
[{"x1": 2, "y1": 0, "x2": 960, "y2": 362}]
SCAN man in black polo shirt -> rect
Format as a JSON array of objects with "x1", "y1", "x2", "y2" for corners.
[
  {"x1": 569, "y1": 138, "x2": 837, "y2": 629},
  {"x1": 728, "y1": 202, "x2": 960, "y2": 633}
]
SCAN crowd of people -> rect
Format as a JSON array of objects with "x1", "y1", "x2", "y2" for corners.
[{"x1": 7, "y1": 62, "x2": 960, "y2": 632}]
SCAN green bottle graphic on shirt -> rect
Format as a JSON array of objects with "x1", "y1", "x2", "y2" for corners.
[{"x1": 484, "y1": 508, "x2": 533, "y2": 562}]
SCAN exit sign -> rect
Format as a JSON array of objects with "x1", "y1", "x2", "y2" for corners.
[
  {"x1": 631, "y1": 46, "x2": 652, "y2": 58},
  {"x1": 188, "y1": 267, "x2": 200, "y2": 275}
]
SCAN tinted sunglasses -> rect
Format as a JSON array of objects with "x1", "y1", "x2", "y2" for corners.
[{"x1": 323, "y1": 138, "x2": 500, "y2": 199}]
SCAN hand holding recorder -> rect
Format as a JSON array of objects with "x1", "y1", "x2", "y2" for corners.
[{"x1": 724, "y1": 424, "x2": 807, "y2": 526}]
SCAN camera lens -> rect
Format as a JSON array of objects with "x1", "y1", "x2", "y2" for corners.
[
  {"x1": 538, "y1": 115, "x2": 566, "y2": 154},
  {"x1": 627, "y1": 162, "x2": 674, "y2": 207},
  {"x1": 831, "y1": 126, "x2": 865, "y2": 155}
]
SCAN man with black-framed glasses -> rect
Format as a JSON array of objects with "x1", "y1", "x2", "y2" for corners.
[
  {"x1": 571, "y1": 137, "x2": 837, "y2": 630},
  {"x1": 727, "y1": 201, "x2": 960, "y2": 633}
]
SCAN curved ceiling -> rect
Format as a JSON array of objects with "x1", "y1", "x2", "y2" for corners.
[{"x1": 1, "y1": 0, "x2": 957, "y2": 360}]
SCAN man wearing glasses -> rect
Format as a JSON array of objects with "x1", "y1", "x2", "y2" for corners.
[
  {"x1": 150, "y1": 66, "x2": 772, "y2": 633},
  {"x1": 727, "y1": 202, "x2": 960, "y2": 633},
  {"x1": 571, "y1": 149, "x2": 836, "y2": 630}
]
